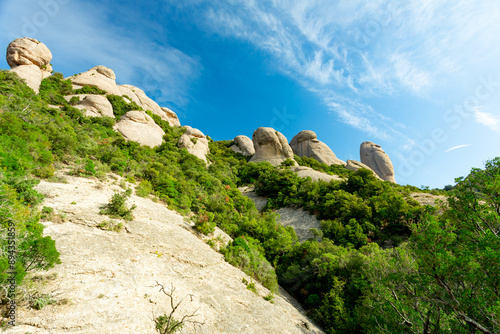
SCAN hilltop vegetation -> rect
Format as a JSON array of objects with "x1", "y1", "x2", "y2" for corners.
[{"x1": 1, "y1": 70, "x2": 499, "y2": 333}]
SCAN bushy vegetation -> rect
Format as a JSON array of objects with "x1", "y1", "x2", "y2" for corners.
[
  {"x1": 1, "y1": 69, "x2": 498, "y2": 333},
  {"x1": 99, "y1": 189, "x2": 136, "y2": 221}
]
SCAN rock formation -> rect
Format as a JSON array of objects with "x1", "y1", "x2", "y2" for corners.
[
  {"x1": 6, "y1": 38, "x2": 53, "y2": 93},
  {"x1": 121, "y1": 84, "x2": 167, "y2": 121},
  {"x1": 345, "y1": 160, "x2": 382, "y2": 180},
  {"x1": 178, "y1": 126, "x2": 210, "y2": 163},
  {"x1": 64, "y1": 94, "x2": 114, "y2": 118},
  {"x1": 230, "y1": 135, "x2": 255, "y2": 156},
  {"x1": 161, "y1": 107, "x2": 181, "y2": 127},
  {"x1": 20, "y1": 175, "x2": 322, "y2": 334},
  {"x1": 114, "y1": 110, "x2": 165, "y2": 148},
  {"x1": 9, "y1": 64, "x2": 43, "y2": 93},
  {"x1": 69, "y1": 66, "x2": 139, "y2": 102},
  {"x1": 68, "y1": 66, "x2": 182, "y2": 127},
  {"x1": 290, "y1": 130, "x2": 345, "y2": 166},
  {"x1": 360, "y1": 141, "x2": 396, "y2": 183},
  {"x1": 291, "y1": 166, "x2": 343, "y2": 182},
  {"x1": 249, "y1": 127, "x2": 295, "y2": 166}
]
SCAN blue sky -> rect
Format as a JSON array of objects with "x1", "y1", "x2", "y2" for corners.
[{"x1": 1, "y1": 0, "x2": 500, "y2": 188}]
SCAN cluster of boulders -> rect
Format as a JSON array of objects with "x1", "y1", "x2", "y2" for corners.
[
  {"x1": 5, "y1": 37, "x2": 396, "y2": 180},
  {"x1": 231, "y1": 127, "x2": 396, "y2": 183},
  {"x1": 5, "y1": 38, "x2": 183, "y2": 149}
]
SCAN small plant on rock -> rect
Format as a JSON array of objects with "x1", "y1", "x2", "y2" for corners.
[
  {"x1": 153, "y1": 282, "x2": 204, "y2": 334},
  {"x1": 99, "y1": 189, "x2": 136, "y2": 221}
]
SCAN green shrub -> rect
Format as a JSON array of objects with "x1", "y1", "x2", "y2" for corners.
[
  {"x1": 136, "y1": 179, "x2": 153, "y2": 197},
  {"x1": 107, "y1": 95, "x2": 142, "y2": 119},
  {"x1": 99, "y1": 189, "x2": 136, "y2": 221},
  {"x1": 221, "y1": 236, "x2": 279, "y2": 292},
  {"x1": 194, "y1": 211, "x2": 216, "y2": 235},
  {"x1": 39, "y1": 73, "x2": 72, "y2": 105},
  {"x1": 73, "y1": 85, "x2": 107, "y2": 95},
  {"x1": 69, "y1": 96, "x2": 80, "y2": 105}
]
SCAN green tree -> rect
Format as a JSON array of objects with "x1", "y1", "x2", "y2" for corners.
[{"x1": 363, "y1": 158, "x2": 500, "y2": 333}]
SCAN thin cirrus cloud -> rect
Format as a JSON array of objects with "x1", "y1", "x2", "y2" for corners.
[
  {"x1": 445, "y1": 144, "x2": 472, "y2": 153},
  {"x1": 191, "y1": 0, "x2": 500, "y2": 143}
]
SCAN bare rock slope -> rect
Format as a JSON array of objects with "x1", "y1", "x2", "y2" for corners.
[{"x1": 8, "y1": 174, "x2": 321, "y2": 334}]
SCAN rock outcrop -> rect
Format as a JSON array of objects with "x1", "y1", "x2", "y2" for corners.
[
  {"x1": 249, "y1": 127, "x2": 295, "y2": 166},
  {"x1": 291, "y1": 166, "x2": 343, "y2": 182},
  {"x1": 178, "y1": 126, "x2": 210, "y2": 163},
  {"x1": 161, "y1": 107, "x2": 181, "y2": 127},
  {"x1": 69, "y1": 66, "x2": 182, "y2": 128},
  {"x1": 6, "y1": 38, "x2": 53, "y2": 93},
  {"x1": 17, "y1": 174, "x2": 323, "y2": 334},
  {"x1": 69, "y1": 66, "x2": 140, "y2": 102},
  {"x1": 230, "y1": 135, "x2": 255, "y2": 156},
  {"x1": 360, "y1": 141, "x2": 396, "y2": 183},
  {"x1": 9, "y1": 64, "x2": 43, "y2": 93},
  {"x1": 121, "y1": 84, "x2": 167, "y2": 121},
  {"x1": 290, "y1": 130, "x2": 345, "y2": 166},
  {"x1": 114, "y1": 110, "x2": 165, "y2": 148},
  {"x1": 345, "y1": 160, "x2": 382, "y2": 180},
  {"x1": 6, "y1": 37, "x2": 52, "y2": 75},
  {"x1": 64, "y1": 94, "x2": 114, "y2": 118}
]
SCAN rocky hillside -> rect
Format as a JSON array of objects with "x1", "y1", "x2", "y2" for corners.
[
  {"x1": 4, "y1": 37, "x2": 479, "y2": 334},
  {"x1": 6, "y1": 172, "x2": 321, "y2": 334}
]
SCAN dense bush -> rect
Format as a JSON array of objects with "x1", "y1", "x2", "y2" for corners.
[{"x1": 107, "y1": 94, "x2": 142, "y2": 119}]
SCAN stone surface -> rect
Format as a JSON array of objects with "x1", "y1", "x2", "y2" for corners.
[
  {"x1": 4, "y1": 175, "x2": 324, "y2": 333},
  {"x1": 276, "y1": 207, "x2": 321, "y2": 242},
  {"x1": 178, "y1": 126, "x2": 210, "y2": 163},
  {"x1": 230, "y1": 135, "x2": 255, "y2": 156},
  {"x1": 69, "y1": 66, "x2": 140, "y2": 106},
  {"x1": 345, "y1": 160, "x2": 382, "y2": 180},
  {"x1": 64, "y1": 94, "x2": 114, "y2": 118},
  {"x1": 239, "y1": 186, "x2": 321, "y2": 242},
  {"x1": 6, "y1": 38, "x2": 52, "y2": 76},
  {"x1": 69, "y1": 66, "x2": 119, "y2": 94},
  {"x1": 161, "y1": 107, "x2": 181, "y2": 127},
  {"x1": 360, "y1": 141, "x2": 396, "y2": 183},
  {"x1": 290, "y1": 130, "x2": 345, "y2": 166},
  {"x1": 121, "y1": 85, "x2": 166, "y2": 121},
  {"x1": 249, "y1": 127, "x2": 295, "y2": 166},
  {"x1": 290, "y1": 166, "x2": 344, "y2": 182},
  {"x1": 114, "y1": 110, "x2": 165, "y2": 148},
  {"x1": 9, "y1": 64, "x2": 43, "y2": 93}
]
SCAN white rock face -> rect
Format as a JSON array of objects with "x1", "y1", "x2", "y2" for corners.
[
  {"x1": 69, "y1": 66, "x2": 122, "y2": 95},
  {"x1": 290, "y1": 166, "x2": 344, "y2": 182},
  {"x1": 178, "y1": 126, "x2": 210, "y2": 163},
  {"x1": 6, "y1": 37, "x2": 53, "y2": 76},
  {"x1": 360, "y1": 141, "x2": 396, "y2": 183},
  {"x1": 121, "y1": 84, "x2": 166, "y2": 120},
  {"x1": 290, "y1": 130, "x2": 345, "y2": 166},
  {"x1": 230, "y1": 135, "x2": 255, "y2": 156},
  {"x1": 69, "y1": 66, "x2": 141, "y2": 106},
  {"x1": 345, "y1": 160, "x2": 382, "y2": 180},
  {"x1": 69, "y1": 67, "x2": 179, "y2": 126},
  {"x1": 249, "y1": 127, "x2": 295, "y2": 166},
  {"x1": 161, "y1": 107, "x2": 181, "y2": 127},
  {"x1": 9, "y1": 64, "x2": 43, "y2": 93},
  {"x1": 114, "y1": 110, "x2": 165, "y2": 148},
  {"x1": 13, "y1": 175, "x2": 323, "y2": 334},
  {"x1": 64, "y1": 94, "x2": 114, "y2": 118}
]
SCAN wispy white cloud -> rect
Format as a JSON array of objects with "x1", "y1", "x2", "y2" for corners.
[
  {"x1": 473, "y1": 109, "x2": 500, "y2": 131},
  {"x1": 188, "y1": 0, "x2": 500, "y2": 149},
  {"x1": 445, "y1": 144, "x2": 472, "y2": 153}
]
